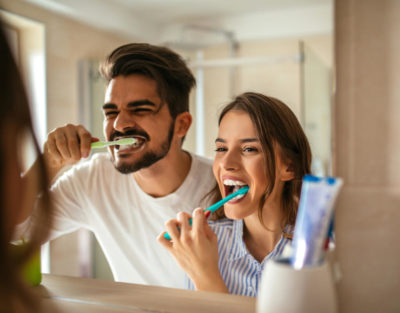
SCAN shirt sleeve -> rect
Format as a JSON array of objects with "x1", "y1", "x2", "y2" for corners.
[
  {"x1": 46, "y1": 163, "x2": 91, "y2": 239},
  {"x1": 15, "y1": 160, "x2": 94, "y2": 242}
]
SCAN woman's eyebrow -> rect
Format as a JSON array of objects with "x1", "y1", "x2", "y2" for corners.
[
  {"x1": 215, "y1": 138, "x2": 259, "y2": 143},
  {"x1": 241, "y1": 138, "x2": 259, "y2": 143}
]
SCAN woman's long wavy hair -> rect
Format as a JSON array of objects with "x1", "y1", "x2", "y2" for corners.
[
  {"x1": 211, "y1": 92, "x2": 312, "y2": 230},
  {"x1": 0, "y1": 23, "x2": 52, "y2": 312}
]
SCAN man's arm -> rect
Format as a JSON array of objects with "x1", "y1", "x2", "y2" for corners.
[{"x1": 17, "y1": 124, "x2": 98, "y2": 224}]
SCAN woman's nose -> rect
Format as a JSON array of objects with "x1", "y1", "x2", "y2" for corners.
[{"x1": 221, "y1": 150, "x2": 240, "y2": 171}]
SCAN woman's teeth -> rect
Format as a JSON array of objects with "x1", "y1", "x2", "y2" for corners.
[
  {"x1": 232, "y1": 193, "x2": 246, "y2": 201},
  {"x1": 223, "y1": 179, "x2": 247, "y2": 200}
]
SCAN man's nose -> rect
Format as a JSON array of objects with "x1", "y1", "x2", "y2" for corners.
[{"x1": 113, "y1": 110, "x2": 135, "y2": 132}]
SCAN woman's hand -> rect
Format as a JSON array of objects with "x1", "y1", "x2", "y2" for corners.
[{"x1": 158, "y1": 208, "x2": 228, "y2": 293}]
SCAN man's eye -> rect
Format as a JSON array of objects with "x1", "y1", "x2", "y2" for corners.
[
  {"x1": 133, "y1": 108, "x2": 152, "y2": 113},
  {"x1": 104, "y1": 111, "x2": 118, "y2": 117}
]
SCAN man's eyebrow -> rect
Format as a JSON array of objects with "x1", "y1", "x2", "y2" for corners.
[
  {"x1": 127, "y1": 100, "x2": 156, "y2": 108},
  {"x1": 102, "y1": 103, "x2": 117, "y2": 110},
  {"x1": 215, "y1": 138, "x2": 259, "y2": 143},
  {"x1": 102, "y1": 100, "x2": 156, "y2": 110}
]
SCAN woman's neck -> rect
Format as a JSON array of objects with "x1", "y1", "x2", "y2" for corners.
[{"x1": 243, "y1": 198, "x2": 285, "y2": 263}]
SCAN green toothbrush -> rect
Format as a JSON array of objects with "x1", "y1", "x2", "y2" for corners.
[{"x1": 91, "y1": 138, "x2": 138, "y2": 149}]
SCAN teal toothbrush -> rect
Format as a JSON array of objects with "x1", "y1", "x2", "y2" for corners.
[
  {"x1": 91, "y1": 138, "x2": 137, "y2": 149},
  {"x1": 163, "y1": 186, "x2": 249, "y2": 240}
]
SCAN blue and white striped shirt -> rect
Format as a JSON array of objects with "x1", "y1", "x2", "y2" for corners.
[{"x1": 186, "y1": 218, "x2": 292, "y2": 297}]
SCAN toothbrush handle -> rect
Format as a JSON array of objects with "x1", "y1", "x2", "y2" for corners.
[
  {"x1": 163, "y1": 190, "x2": 242, "y2": 240},
  {"x1": 162, "y1": 187, "x2": 249, "y2": 240},
  {"x1": 91, "y1": 142, "x2": 106, "y2": 149}
]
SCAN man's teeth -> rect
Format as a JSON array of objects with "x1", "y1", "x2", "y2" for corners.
[{"x1": 117, "y1": 140, "x2": 141, "y2": 151}]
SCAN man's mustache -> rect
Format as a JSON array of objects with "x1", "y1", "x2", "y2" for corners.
[{"x1": 110, "y1": 129, "x2": 150, "y2": 141}]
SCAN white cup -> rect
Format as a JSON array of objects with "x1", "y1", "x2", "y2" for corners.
[{"x1": 256, "y1": 259, "x2": 337, "y2": 313}]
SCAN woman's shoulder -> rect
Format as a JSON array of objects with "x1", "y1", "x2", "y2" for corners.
[
  {"x1": 282, "y1": 224, "x2": 294, "y2": 240},
  {"x1": 208, "y1": 218, "x2": 236, "y2": 237},
  {"x1": 208, "y1": 217, "x2": 234, "y2": 227}
]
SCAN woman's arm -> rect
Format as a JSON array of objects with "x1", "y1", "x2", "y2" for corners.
[{"x1": 158, "y1": 208, "x2": 229, "y2": 293}]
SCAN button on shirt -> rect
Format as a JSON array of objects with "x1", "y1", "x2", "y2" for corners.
[{"x1": 186, "y1": 219, "x2": 292, "y2": 297}]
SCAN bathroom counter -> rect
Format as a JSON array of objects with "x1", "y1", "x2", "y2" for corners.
[{"x1": 35, "y1": 274, "x2": 256, "y2": 313}]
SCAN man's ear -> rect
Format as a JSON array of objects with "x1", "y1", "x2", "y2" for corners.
[
  {"x1": 280, "y1": 161, "x2": 295, "y2": 182},
  {"x1": 174, "y1": 112, "x2": 192, "y2": 138}
]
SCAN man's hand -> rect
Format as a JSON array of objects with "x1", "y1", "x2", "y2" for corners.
[
  {"x1": 158, "y1": 208, "x2": 229, "y2": 293},
  {"x1": 43, "y1": 124, "x2": 98, "y2": 180},
  {"x1": 17, "y1": 124, "x2": 98, "y2": 225}
]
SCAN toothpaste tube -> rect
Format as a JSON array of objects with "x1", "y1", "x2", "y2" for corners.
[{"x1": 290, "y1": 175, "x2": 343, "y2": 269}]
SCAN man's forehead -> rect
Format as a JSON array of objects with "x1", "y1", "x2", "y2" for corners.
[{"x1": 104, "y1": 74, "x2": 161, "y2": 102}]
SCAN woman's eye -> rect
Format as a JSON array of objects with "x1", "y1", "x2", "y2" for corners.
[
  {"x1": 243, "y1": 146, "x2": 258, "y2": 153},
  {"x1": 215, "y1": 147, "x2": 227, "y2": 152}
]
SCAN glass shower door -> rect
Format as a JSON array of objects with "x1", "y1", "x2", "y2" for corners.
[{"x1": 301, "y1": 42, "x2": 332, "y2": 176}]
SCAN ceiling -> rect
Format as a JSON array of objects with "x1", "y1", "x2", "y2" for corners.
[{"x1": 24, "y1": 0, "x2": 332, "y2": 44}]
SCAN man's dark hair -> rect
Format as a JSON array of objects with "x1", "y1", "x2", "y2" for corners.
[{"x1": 99, "y1": 43, "x2": 196, "y2": 119}]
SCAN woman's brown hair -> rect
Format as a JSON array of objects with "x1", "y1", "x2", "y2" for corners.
[
  {"x1": 0, "y1": 23, "x2": 52, "y2": 312},
  {"x1": 212, "y1": 92, "x2": 312, "y2": 229}
]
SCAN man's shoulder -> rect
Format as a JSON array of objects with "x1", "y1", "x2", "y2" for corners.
[
  {"x1": 191, "y1": 153, "x2": 213, "y2": 166},
  {"x1": 89, "y1": 152, "x2": 112, "y2": 164},
  {"x1": 72, "y1": 152, "x2": 112, "y2": 173},
  {"x1": 54, "y1": 152, "x2": 113, "y2": 183},
  {"x1": 190, "y1": 153, "x2": 213, "y2": 178}
]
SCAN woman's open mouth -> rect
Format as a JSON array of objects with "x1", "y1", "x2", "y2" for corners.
[{"x1": 223, "y1": 179, "x2": 248, "y2": 202}]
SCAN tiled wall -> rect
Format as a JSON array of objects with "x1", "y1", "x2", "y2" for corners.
[{"x1": 334, "y1": 0, "x2": 400, "y2": 311}]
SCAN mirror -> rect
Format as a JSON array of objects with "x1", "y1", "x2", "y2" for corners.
[{"x1": 5, "y1": 0, "x2": 333, "y2": 288}]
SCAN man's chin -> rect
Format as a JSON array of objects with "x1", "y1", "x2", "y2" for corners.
[
  {"x1": 113, "y1": 153, "x2": 165, "y2": 174},
  {"x1": 112, "y1": 158, "x2": 144, "y2": 174}
]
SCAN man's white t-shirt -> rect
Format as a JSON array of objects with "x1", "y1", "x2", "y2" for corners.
[{"x1": 42, "y1": 152, "x2": 215, "y2": 288}]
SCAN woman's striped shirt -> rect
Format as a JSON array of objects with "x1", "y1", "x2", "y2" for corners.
[{"x1": 185, "y1": 218, "x2": 292, "y2": 297}]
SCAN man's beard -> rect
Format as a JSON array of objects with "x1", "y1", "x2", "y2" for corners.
[{"x1": 113, "y1": 121, "x2": 175, "y2": 174}]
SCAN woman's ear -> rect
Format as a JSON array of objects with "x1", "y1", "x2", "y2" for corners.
[
  {"x1": 280, "y1": 161, "x2": 295, "y2": 182},
  {"x1": 174, "y1": 112, "x2": 192, "y2": 138}
]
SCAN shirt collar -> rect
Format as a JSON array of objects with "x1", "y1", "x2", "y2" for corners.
[
  {"x1": 227, "y1": 220, "x2": 293, "y2": 262},
  {"x1": 228, "y1": 219, "x2": 248, "y2": 261}
]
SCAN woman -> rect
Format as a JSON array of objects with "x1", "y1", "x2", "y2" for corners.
[
  {"x1": 159, "y1": 92, "x2": 312, "y2": 296},
  {"x1": 0, "y1": 23, "x2": 52, "y2": 312}
]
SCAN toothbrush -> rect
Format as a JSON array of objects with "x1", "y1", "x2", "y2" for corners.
[
  {"x1": 163, "y1": 186, "x2": 249, "y2": 240},
  {"x1": 91, "y1": 138, "x2": 137, "y2": 149}
]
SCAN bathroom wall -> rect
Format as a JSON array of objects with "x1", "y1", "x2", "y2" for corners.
[{"x1": 334, "y1": 0, "x2": 400, "y2": 311}]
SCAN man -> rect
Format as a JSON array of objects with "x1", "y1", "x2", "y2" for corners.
[{"x1": 19, "y1": 43, "x2": 215, "y2": 288}]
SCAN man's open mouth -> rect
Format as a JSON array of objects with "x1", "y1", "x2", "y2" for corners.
[
  {"x1": 114, "y1": 136, "x2": 146, "y2": 152},
  {"x1": 223, "y1": 179, "x2": 248, "y2": 201}
]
